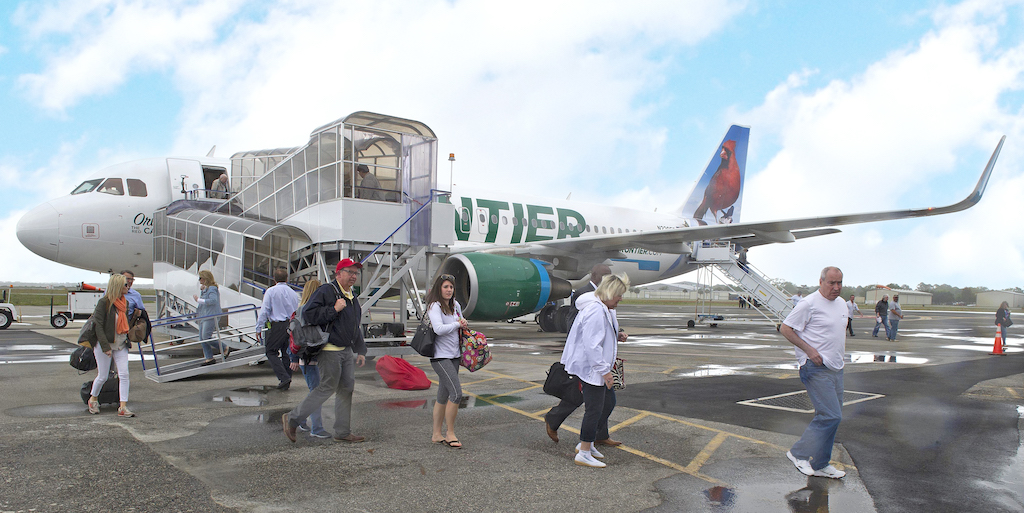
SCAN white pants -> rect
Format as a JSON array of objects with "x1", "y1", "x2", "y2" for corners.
[{"x1": 91, "y1": 345, "x2": 130, "y2": 402}]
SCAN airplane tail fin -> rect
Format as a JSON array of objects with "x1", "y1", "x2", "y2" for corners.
[{"x1": 675, "y1": 125, "x2": 750, "y2": 226}]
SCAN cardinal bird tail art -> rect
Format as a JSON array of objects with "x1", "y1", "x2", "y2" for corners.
[{"x1": 677, "y1": 125, "x2": 749, "y2": 226}]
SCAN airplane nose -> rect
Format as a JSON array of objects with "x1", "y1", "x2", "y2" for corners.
[{"x1": 17, "y1": 202, "x2": 59, "y2": 262}]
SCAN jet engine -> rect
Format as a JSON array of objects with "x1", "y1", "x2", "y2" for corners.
[{"x1": 439, "y1": 253, "x2": 572, "y2": 321}]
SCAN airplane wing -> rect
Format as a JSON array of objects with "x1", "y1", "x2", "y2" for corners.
[{"x1": 465, "y1": 136, "x2": 1004, "y2": 265}]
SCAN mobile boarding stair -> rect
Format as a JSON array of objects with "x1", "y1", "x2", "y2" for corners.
[
  {"x1": 139, "y1": 304, "x2": 264, "y2": 383},
  {"x1": 691, "y1": 241, "x2": 793, "y2": 328}
]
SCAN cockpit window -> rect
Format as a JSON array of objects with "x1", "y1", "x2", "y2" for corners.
[
  {"x1": 126, "y1": 178, "x2": 148, "y2": 197},
  {"x1": 71, "y1": 179, "x2": 103, "y2": 195},
  {"x1": 97, "y1": 178, "x2": 124, "y2": 196}
]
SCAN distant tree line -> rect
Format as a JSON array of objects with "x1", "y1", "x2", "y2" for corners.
[{"x1": 749, "y1": 281, "x2": 1023, "y2": 305}]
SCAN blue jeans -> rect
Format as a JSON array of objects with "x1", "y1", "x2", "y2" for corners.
[
  {"x1": 888, "y1": 319, "x2": 900, "y2": 340},
  {"x1": 301, "y1": 363, "x2": 328, "y2": 436},
  {"x1": 199, "y1": 319, "x2": 222, "y2": 360},
  {"x1": 872, "y1": 317, "x2": 890, "y2": 338},
  {"x1": 791, "y1": 362, "x2": 843, "y2": 471},
  {"x1": 999, "y1": 325, "x2": 1008, "y2": 345}
]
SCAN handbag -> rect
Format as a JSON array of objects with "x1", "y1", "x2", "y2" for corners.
[
  {"x1": 459, "y1": 328, "x2": 491, "y2": 372},
  {"x1": 611, "y1": 357, "x2": 625, "y2": 390},
  {"x1": 543, "y1": 361, "x2": 582, "y2": 405},
  {"x1": 127, "y1": 310, "x2": 147, "y2": 343},
  {"x1": 70, "y1": 344, "x2": 97, "y2": 371},
  {"x1": 410, "y1": 317, "x2": 435, "y2": 357}
]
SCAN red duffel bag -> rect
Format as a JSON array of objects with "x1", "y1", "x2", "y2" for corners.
[{"x1": 375, "y1": 355, "x2": 431, "y2": 390}]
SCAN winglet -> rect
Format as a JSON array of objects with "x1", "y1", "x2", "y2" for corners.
[{"x1": 921, "y1": 135, "x2": 1003, "y2": 216}]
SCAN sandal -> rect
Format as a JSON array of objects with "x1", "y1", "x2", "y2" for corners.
[
  {"x1": 88, "y1": 398, "x2": 100, "y2": 414},
  {"x1": 442, "y1": 439, "x2": 463, "y2": 449}
]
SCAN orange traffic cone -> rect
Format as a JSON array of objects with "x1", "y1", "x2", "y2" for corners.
[{"x1": 989, "y1": 327, "x2": 1005, "y2": 355}]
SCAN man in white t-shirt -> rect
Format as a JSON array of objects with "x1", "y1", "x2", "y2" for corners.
[{"x1": 780, "y1": 266, "x2": 848, "y2": 479}]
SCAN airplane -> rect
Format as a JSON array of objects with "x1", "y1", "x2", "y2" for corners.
[{"x1": 16, "y1": 115, "x2": 1005, "y2": 326}]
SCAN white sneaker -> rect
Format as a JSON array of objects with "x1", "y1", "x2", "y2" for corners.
[
  {"x1": 812, "y1": 464, "x2": 846, "y2": 479},
  {"x1": 787, "y1": 451, "x2": 813, "y2": 476},
  {"x1": 574, "y1": 451, "x2": 606, "y2": 468},
  {"x1": 576, "y1": 442, "x2": 605, "y2": 459}
]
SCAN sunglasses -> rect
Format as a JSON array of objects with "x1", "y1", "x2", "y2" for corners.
[{"x1": 440, "y1": 274, "x2": 455, "y2": 282}]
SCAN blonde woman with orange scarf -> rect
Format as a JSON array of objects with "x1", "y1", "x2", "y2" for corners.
[{"x1": 87, "y1": 274, "x2": 136, "y2": 417}]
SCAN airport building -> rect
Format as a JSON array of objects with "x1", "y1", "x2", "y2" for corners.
[
  {"x1": 977, "y1": 290, "x2": 1024, "y2": 308},
  {"x1": 864, "y1": 288, "x2": 933, "y2": 306}
]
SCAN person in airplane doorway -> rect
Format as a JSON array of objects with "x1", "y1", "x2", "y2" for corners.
[
  {"x1": 282, "y1": 258, "x2": 367, "y2": 444},
  {"x1": 781, "y1": 266, "x2": 848, "y2": 479},
  {"x1": 995, "y1": 301, "x2": 1012, "y2": 348},
  {"x1": 87, "y1": 274, "x2": 136, "y2": 418},
  {"x1": 257, "y1": 267, "x2": 299, "y2": 390},
  {"x1": 846, "y1": 295, "x2": 862, "y2": 337},
  {"x1": 545, "y1": 263, "x2": 612, "y2": 442},
  {"x1": 887, "y1": 294, "x2": 904, "y2": 341},
  {"x1": 210, "y1": 173, "x2": 230, "y2": 199},
  {"x1": 426, "y1": 273, "x2": 469, "y2": 449},
  {"x1": 288, "y1": 279, "x2": 330, "y2": 439},
  {"x1": 559, "y1": 273, "x2": 630, "y2": 468},
  {"x1": 194, "y1": 270, "x2": 224, "y2": 366},
  {"x1": 872, "y1": 294, "x2": 890, "y2": 339}
]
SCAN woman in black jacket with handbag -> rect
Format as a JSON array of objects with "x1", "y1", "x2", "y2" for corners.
[
  {"x1": 996, "y1": 301, "x2": 1012, "y2": 348},
  {"x1": 87, "y1": 274, "x2": 135, "y2": 417}
]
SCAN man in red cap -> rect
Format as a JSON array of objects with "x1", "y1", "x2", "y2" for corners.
[{"x1": 283, "y1": 258, "x2": 368, "y2": 443}]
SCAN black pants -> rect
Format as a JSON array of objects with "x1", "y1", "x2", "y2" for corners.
[
  {"x1": 545, "y1": 383, "x2": 614, "y2": 441},
  {"x1": 265, "y1": 320, "x2": 292, "y2": 384}
]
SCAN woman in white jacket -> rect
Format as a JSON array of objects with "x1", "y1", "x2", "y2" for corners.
[{"x1": 560, "y1": 273, "x2": 629, "y2": 468}]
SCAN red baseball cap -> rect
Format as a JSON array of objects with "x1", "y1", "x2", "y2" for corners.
[{"x1": 336, "y1": 258, "x2": 363, "y2": 272}]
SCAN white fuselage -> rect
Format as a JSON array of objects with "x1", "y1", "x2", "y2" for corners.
[{"x1": 17, "y1": 158, "x2": 697, "y2": 285}]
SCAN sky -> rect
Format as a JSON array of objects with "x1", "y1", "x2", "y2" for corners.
[{"x1": 1, "y1": 0, "x2": 1022, "y2": 290}]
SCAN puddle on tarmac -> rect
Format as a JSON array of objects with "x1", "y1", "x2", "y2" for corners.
[
  {"x1": 847, "y1": 352, "x2": 928, "y2": 365},
  {"x1": 489, "y1": 343, "x2": 539, "y2": 349},
  {"x1": 622, "y1": 335, "x2": 781, "y2": 350},
  {"x1": 6, "y1": 403, "x2": 91, "y2": 418},
  {"x1": 211, "y1": 386, "x2": 275, "y2": 406},
  {"x1": 675, "y1": 363, "x2": 797, "y2": 378},
  {"x1": 379, "y1": 399, "x2": 429, "y2": 409},
  {"x1": 703, "y1": 485, "x2": 736, "y2": 507},
  {"x1": 252, "y1": 408, "x2": 291, "y2": 424}
]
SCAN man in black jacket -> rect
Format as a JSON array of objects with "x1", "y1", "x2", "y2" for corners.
[
  {"x1": 872, "y1": 294, "x2": 890, "y2": 339},
  {"x1": 283, "y1": 258, "x2": 367, "y2": 443}
]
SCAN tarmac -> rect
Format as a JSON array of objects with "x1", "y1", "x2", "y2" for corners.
[{"x1": 0, "y1": 304, "x2": 1021, "y2": 512}]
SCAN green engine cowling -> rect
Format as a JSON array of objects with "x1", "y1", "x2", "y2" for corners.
[{"x1": 439, "y1": 253, "x2": 572, "y2": 321}]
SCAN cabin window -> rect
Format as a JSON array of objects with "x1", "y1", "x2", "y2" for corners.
[
  {"x1": 71, "y1": 179, "x2": 103, "y2": 195},
  {"x1": 126, "y1": 179, "x2": 148, "y2": 197},
  {"x1": 511, "y1": 216, "x2": 518, "y2": 226},
  {"x1": 97, "y1": 178, "x2": 124, "y2": 195},
  {"x1": 501, "y1": 216, "x2": 507, "y2": 225},
  {"x1": 460, "y1": 208, "x2": 470, "y2": 222}
]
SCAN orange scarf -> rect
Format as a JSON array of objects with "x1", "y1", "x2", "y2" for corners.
[{"x1": 114, "y1": 296, "x2": 130, "y2": 335}]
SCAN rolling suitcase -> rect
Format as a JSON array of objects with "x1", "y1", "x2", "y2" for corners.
[{"x1": 80, "y1": 370, "x2": 120, "y2": 405}]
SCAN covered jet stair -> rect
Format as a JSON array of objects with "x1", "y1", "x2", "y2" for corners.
[
  {"x1": 145, "y1": 112, "x2": 454, "y2": 382},
  {"x1": 690, "y1": 241, "x2": 793, "y2": 328}
]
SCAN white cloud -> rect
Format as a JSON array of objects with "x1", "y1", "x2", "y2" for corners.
[{"x1": 735, "y1": 4, "x2": 1024, "y2": 288}]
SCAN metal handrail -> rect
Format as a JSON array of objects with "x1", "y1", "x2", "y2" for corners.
[
  {"x1": 359, "y1": 189, "x2": 449, "y2": 265},
  {"x1": 138, "y1": 303, "x2": 260, "y2": 377}
]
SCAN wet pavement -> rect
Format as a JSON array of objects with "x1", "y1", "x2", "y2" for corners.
[{"x1": 0, "y1": 304, "x2": 1020, "y2": 512}]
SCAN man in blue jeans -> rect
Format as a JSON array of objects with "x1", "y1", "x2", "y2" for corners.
[{"x1": 780, "y1": 266, "x2": 849, "y2": 479}]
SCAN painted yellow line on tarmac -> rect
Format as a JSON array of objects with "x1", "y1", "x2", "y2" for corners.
[
  {"x1": 1006, "y1": 387, "x2": 1020, "y2": 398},
  {"x1": 685, "y1": 432, "x2": 729, "y2": 473},
  {"x1": 616, "y1": 445, "x2": 726, "y2": 486},
  {"x1": 459, "y1": 375, "x2": 506, "y2": 386},
  {"x1": 608, "y1": 411, "x2": 650, "y2": 433}
]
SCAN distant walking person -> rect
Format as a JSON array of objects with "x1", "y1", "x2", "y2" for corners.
[
  {"x1": 846, "y1": 295, "x2": 862, "y2": 337},
  {"x1": 283, "y1": 259, "x2": 368, "y2": 443},
  {"x1": 887, "y1": 294, "x2": 903, "y2": 341},
  {"x1": 872, "y1": 294, "x2": 890, "y2": 339},
  {"x1": 995, "y1": 301, "x2": 1012, "y2": 348},
  {"x1": 559, "y1": 273, "x2": 630, "y2": 468},
  {"x1": 791, "y1": 293, "x2": 802, "y2": 307},
  {"x1": 257, "y1": 268, "x2": 299, "y2": 389},
  {"x1": 781, "y1": 266, "x2": 848, "y2": 479},
  {"x1": 288, "y1": 279, "x2": 330, "y2": 439},
  {"x1": 194, "y1": 270, "x2": 224, "y2": 366},
  {"x1": 87, "y1": 274, "x2": 136, "y2": 418},
  {"x1": 426, "y1": 273, "x2": 470, "y2": 448}
]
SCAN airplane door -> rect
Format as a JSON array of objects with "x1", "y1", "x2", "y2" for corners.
[
  {"x1": 475, "y1": 207, "x2": 489, "y2": 235},
  {"x1": 167, "y1": 159, "x2": 203, "y2": 199}
]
